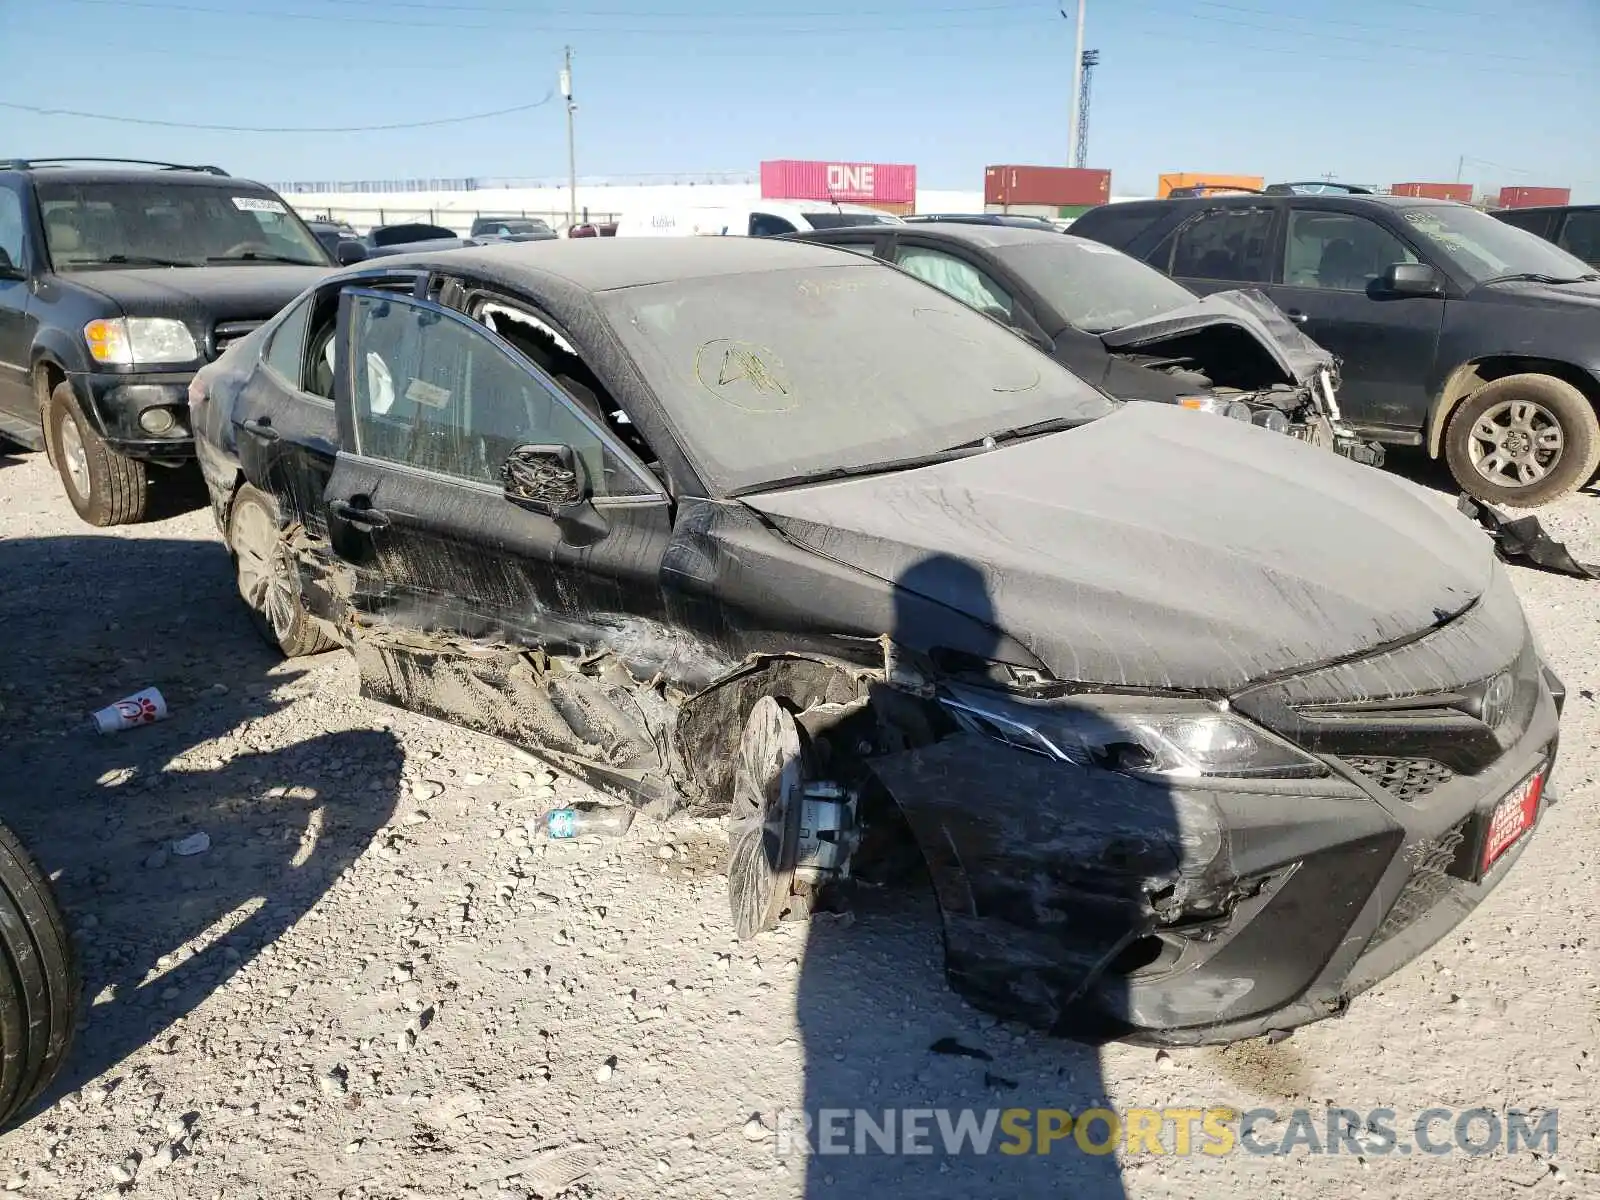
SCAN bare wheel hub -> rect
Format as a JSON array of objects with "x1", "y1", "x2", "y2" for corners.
[{"x1": 1467, "y1": 398, "x2": 1564, "y2": 488}]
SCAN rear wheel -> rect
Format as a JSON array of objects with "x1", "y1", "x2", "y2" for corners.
[
  {"x1": 0, "y1": 822, "x2": 79, "y2": 1132},
  {"x1": 47, "y1": 382, "x2": 147, "y2": 526},
  {"x1": 227, "y1": 484, "x2": 336, "y2": 658},
  {"x1": 1444, "y1": 374, "x2": 1600, "y2": 508}
]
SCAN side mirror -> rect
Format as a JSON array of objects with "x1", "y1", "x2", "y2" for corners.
[
  {"x1": 1381, "y1": 262, "x2": 1444, "y2": 297},
  {"x1": 502, "y1": 444, "x2": 608, "y2": 542},
  {"x1": 335, "y1": 239, "x2": 369, "y2": 266},
  {"x1": 0, "y1": 247, "x2": 22, "y2": 280}
]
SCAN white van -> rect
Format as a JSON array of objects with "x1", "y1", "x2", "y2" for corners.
[{"x1": 615, "y1": 199, "x2": 904, "y2": 238}]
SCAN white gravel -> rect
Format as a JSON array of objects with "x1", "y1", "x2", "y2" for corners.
[{"x1": 0, "y1": 447, "x2": 1596, "y2": 1198}]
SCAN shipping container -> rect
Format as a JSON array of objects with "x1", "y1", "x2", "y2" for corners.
[
  {"x1": 759, "y1": 160, "x2": 916, "y2": 204},
  {"x1": 1390, "y1": 182, "x2": 1473, "y2": 203},
  {"x1": 1497, "y1": 186, "x2": 1572, "y2": 209},
  {"x1": 866, "y1": 200, "x2": 916, "y2": 217},
  {"x1": 984, "y1": 166, "x2": 1111, "y2": 208},
  {"x1": 1157, "y1": 172, "x2": 1264, "y2": 198}
]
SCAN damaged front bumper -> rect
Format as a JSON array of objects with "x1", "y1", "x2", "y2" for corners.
[{"x1": 867, "y1": 665, "x2": 1561, "y2": 1046}]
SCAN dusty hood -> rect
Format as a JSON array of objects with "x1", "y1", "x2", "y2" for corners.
[
  {"x1": 1100, "y1": 287, "x2": 1334, "y2": 386},
  {"x1": 71, "y1": 264, "x2": 329, "y2": 322},
  {"x1": 741, "y1": 401, "x2": 1492, "y2": 691}
]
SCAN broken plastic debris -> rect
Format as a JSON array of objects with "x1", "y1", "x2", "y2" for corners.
[
  {"x1": 171, "y1": 832, "x2": 211, "y2": 857},
  {"x1": 91, "y1": 686, "x2": 169, "y2": 734}
]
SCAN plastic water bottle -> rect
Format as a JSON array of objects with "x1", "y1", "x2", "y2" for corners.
[{"x1": 545, "y1": 803, "x2": 634, "y2": 840}]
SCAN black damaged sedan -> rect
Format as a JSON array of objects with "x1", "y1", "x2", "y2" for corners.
[{"x1": 190, "y1": 237, "x2": 1563, "y2": 1045}]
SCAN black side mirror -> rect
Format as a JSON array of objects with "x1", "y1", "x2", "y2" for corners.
[
  {"x1": 502, "y1": 443, "x2": 608, "y2": 543},
  {"x1": 335, "y1": 239, "x2": 369, "y2": 266},
  {"x1": 0, "y1": 247, "x2": 22, "y2": 280},
  {"x1": 1381, "y1": 262, "x2": 1445, "y2": 297}
]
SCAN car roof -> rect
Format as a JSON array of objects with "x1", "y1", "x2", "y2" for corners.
[
  {"x1": 1, "y1": 167, "x2": 267, "y2": 188},
  {"x1": 1115, "y1": 193, "x2": 1458, "y2": 211},
  {"x1": 364, "y1": 235, "x2": 865, "y2": 291},
  {"x1": 1494, "y1": 203, "x2": 1597, "y2": 215}
]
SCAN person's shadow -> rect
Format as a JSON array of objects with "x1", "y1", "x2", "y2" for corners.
[
  {"x1": 0, "y1": 534, "x2": 402, "y2": 1116},
  {"x1": 791, "y1": 552, "x2": 1184, "y2": 1197}
]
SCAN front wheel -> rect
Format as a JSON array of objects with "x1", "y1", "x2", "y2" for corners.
[
  {"x1": 0, "y1": 822, "x2": 79, "y2": 1132},
  {"x1": 1444, "y1": 374, "x2": 1600, "y2": 508},
  {"x1": 47, "y1": 383, "x2": 148, "y2": 526},
  {"x1": 227, "y1": 484, "x2": 337, "y2": 658}
]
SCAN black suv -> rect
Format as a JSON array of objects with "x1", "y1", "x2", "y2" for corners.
[
  {"x1": 1492, "y1": 205, "x2": 1600, "y2": 270},
  {"x1": 0, "y1": 159, "x2": 332, "y2": 525},
  {"x1": 1071, "y1": 193, "x2": 1600, "y2": 507}
]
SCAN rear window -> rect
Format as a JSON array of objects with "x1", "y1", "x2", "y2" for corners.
[{"x1": 1068, "y1": 205, "x2": 1167, "y2": 251}]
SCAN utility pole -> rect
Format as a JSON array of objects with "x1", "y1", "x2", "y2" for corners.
[
  {"x1": 1063, "y1": 1, "x2": 1086, "y2": 167},
  {"x1": 1455, "y1": 154, "x2": 1465, "y2": 183},
  {"x1": 1073, "y1": 50, "x2": 1099, "y2": 172},
  {"x1": 560, "y1": 47, "x2": 576, "y2": 228}
]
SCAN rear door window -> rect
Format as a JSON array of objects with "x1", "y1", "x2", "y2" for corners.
[
  {"x1": 1170, "y1": 207, "x2": 1278, "y2": 283},
  {"x1": 262, "y1": 295, "x2": 313, "y2": 386},
  {"x1": 1556, "y1": 212, "x2": 1600, "y2": 264}
]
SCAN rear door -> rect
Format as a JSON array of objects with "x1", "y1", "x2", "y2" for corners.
[
  {"x1": 322, "y1": 285, "x2": 675, "y2": 749},
  {"x1": 1262, "y1": 207, "x2": 1444, "y2": 434},
  {"x1": 1554, "y1": 210, "x2": 1600, "y2": 268},
  {"x1": 0, "y1": 182, "x2": 35, "y2": 426}
]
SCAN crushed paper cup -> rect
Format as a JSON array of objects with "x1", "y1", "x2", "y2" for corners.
[{"x1": 92, "y1": 687, "x2": 169, "y2": 735}]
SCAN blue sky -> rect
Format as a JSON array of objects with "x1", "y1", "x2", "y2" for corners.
[{"x1": 2, "y1": 0, "x2": 1597, "y2": 200}]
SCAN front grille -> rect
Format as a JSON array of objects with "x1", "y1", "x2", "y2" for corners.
[
  {"x1": 210, "y1": 320, "x2": 263, "y2": 360},
  {"x1": 1346, "y1": 756, "x2": 1456, "y2": 802},
  {"x1": 1365, "y1": 816, "x2": 1469, "y2": 952}
]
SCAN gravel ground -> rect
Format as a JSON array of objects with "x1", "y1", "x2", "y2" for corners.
[{"x1": 0, "y1": 444, "x2": 1596, "y2": 1200}]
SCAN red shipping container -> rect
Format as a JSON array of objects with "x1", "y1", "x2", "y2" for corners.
[
  {"x1": 1498, "y1": 186, "x2": 1572, "y2": 209},
  {"x1": 985, "y1": 165, "x2": 1111, "y2": 208},
  {"x1": 759, "y1": 160, "x2": 916, "y2": 204},
  {"x1": 1391, "y1": 182, "x2": 1473, "y2": 203}
]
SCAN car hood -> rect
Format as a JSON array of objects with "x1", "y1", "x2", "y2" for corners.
[
  {"x1": 70, "y1": 265, "x2": 330, "y2": 322},
  {"x1": 740, "y1": 401, "x2": 1492, "y2": 691},
  {"x1": 1474, "y1": 276, "x2": 1600, "y2": 311},
  {"x1": 1099, "y1": 288, "x2": 1334, "y2": 386}
]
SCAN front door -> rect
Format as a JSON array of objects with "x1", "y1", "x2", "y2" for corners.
[
  {"x1": 323, "y1": 285, "x2": 677, "y2": 784},
  {"x1": 1263, "y1": 208, "x2": 1445, "y2": 435},
  {"x1": 0, "y1": 184, "x2": 36, "y2": 425}
]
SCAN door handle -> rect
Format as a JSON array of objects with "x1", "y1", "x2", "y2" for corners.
[
  {"x1": 1286, "y1": 310, "x2": 1310, "y2": 325},
  {"x1": 329, "y1": 498, "x2": 391, "y2": 529},
  {"x1": 241, "y1": 416, "x2": 279, "y2": 442}
]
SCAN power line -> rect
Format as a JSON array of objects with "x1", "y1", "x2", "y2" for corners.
[
  {"x1": 308, "y1": 0, "x2": 1043, "y2": 15},
  {"x1": 0, "y1": 94, "x2": 555, "y2": 134},
  {"x1": 47, "y1": 0, "x2": 1050, "y2": 34}
]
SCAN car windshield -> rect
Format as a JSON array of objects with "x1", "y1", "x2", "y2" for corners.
[
  {"x1": 598, "y1": 260, "x2": 1114, "y2": 495},
  {"x1": 1397, "y1": 205, "x2": 1593, "y2": 283},
  {"x1": 993, "y1": 238, "x2": 1198, "y2": 333},
  {"x1": 484, "y1": 219, "x2": 548, "y2": 234},
  {"x1": 802, "y1": 212, "x2": 900, "y2": 229},
  {"x1": 36, "y1": 181, "x2": 328, "y2": 269}
]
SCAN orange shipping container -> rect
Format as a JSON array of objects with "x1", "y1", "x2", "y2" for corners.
[
  {"x1": 1391, "y1": 182, "x2": 1473, "y2": 202},
  {"x1": 1158, "y1": 172, "x2": 1264, "y2": 198},
  {"x1": 984, "y1": 166, "x2": 1111, "y2": 208}
]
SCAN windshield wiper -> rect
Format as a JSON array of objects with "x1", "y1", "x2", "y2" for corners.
[
  {"x1": 944, "y1": 415, "x2": 1090, "y2": 451},
  {"x1": 205, "y1": 252, "x2": 321, "y2": 265},
  {"x1": 1482, "y1": 271, "x2": 1594, "y2": 285},
  {"x1": 83, "y1": 254, "x2": 198, "y2": 268},
  {"x1": 733, "y1": 445, "x2": 986, "y2": 495}
]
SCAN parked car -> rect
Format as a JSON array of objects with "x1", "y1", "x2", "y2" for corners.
[
  {"x1": 356, "y1": 222, "x2": 478, "y2": 259},
  {"x1": 470, "y1": 216, "x2": 557, "y2": 241},
  {"x1": 615, "y1": 200, "x2": 903, "y2": 238},
  {"x1": 190, "y1": 237, "x2": 1562, "y2": 1046},
  {"x1": 0, "y1": 158, "x2": 332, "y2": 524},
  {"x1": 568, "y1": 221, "x2": 618, "y2": 238},
  {"x1": 791, "y1": 222, "x2": 1380, "y2": 462},
  {"x1": 1071, "y1": 192, "x2": 1600, "y2": 507},
  {"x1": 304, "y1": 218, "x2": 357, "y2": 257},
  {"x1": 1491, "y1": 204, "x2": 1600, "y2": 269}
]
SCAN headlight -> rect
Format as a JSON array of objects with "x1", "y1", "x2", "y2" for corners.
[
  {"x1": 939, "y1": 685, "x2": 1328, "y2": 781},
  {"x1": 84, "y1": 318, "x2": 199, "y2": 367},
  {"x1": 1177, "y1": 396, "x2": 1253, "y2": 422}
]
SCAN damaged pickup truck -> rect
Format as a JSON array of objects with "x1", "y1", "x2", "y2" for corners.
[
  {"x1": 190, "y1": 237, "x2": 1562, "y2": 1045},
  {"x1": 791, "y1": 222, "x2": 1381, "y2": 464}
]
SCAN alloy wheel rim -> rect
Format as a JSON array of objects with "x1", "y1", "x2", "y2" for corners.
[
  {"x1": 233, "y1": 503, "x2": 297, "y2": 638},
  {"x1": 58, "y1": 415, "x2": 90, "y2": 500},
  {"x1": 1467, "y1": 398, "x2": 1564, "y2": 488}
]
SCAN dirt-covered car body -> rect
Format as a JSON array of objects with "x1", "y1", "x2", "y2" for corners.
[{"x1": 191, "y1": 238, "x2": 1563, "y2": 1046}]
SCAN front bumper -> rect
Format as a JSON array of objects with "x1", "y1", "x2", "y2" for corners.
[
  {"x1": 71, "y1": 371, "x2": 196, "y2": 461},
  {"x1": 868, "y1": 663, "x2": 1561, "y2": 1046}
]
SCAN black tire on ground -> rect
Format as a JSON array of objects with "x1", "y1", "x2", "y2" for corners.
[
  {"x1": 226, "y1": 483, "x2": 337, "y2": 658},
  {"x1": 0, "y1": 822, "x2": 79, "y2": 1133},
  {"x1": 46, "y1": 382, "x2": 148, "y2": 526},
  {"x1": 1444, "y1": 373, "x2": 1600, "y2": 509}
]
